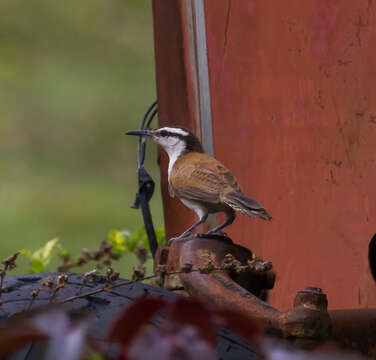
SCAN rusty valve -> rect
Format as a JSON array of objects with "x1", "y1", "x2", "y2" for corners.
[
  {"x1": 294, "y1": 287, "x2": 328, "y2": 311},
  {"x1": 281, "y1": 287, "x2": 331, "y2": 344}
]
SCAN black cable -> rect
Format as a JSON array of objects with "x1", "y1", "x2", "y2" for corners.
[
  {"x1": 137, "y1": 100, "x2": 157, "y2": 169},
  {"x1": 130, "y1": 101, "x2": 159, "y2": 258}
]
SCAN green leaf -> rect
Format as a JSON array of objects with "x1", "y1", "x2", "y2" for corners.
[
  {"x1": 128, "y1": 231, "x2": 140, "y2": 252},
  {"x1": 137, "y1": 227, "x2": 149, "y2": 250},
  {"x1": 56, "y1": 244, "x2": 69, "y2": 259},
  {"x1": 20, "y1": 238, "x2": 59, "y2": 273},
  {"x1": 31, "y1": 258, "x2": 45, "y2": 273},
  {"x1": 155, "y1": 227, "x2": 166, "y2": 246},
  {"x1": 41, "y1": 238, "x2": 59, "y2": 264},
  {"x1": 108, "y1": 230, "x2": 130, "y2": 253},
  {"x1": 20, "y1": 249, "x2": 34, "y2": 259}
]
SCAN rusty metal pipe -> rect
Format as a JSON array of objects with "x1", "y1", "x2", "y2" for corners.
[
  {"x1": 178, "y1": 240, "x2": 282, "y2": 330},
  {"x1": 155, "y1": 235, "x2": 376, "y2": 356},
  {"x1": 329, "y1": 309, "x2": 376, "y2": 356},
  {"x1": 155, "y1": 235, "x2": 331, "y2": 341}
]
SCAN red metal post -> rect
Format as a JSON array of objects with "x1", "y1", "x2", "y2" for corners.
[{"x1": 204, "y1": 0, "x2": 376, "y2": 310}]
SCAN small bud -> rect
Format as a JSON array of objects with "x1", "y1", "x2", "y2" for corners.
[
  {"x1": 198, "y1": 249, "x2": 216, "y2": 274},
  {"x1": 221, "y1": 254, "x2": 236, "y2": 270},
  {"x1": 132, "y1": 266, "x2": 146, "y2": 281},
  {"x1": 43, "y1": 277, "x2": 54, "y2": 289},
  {"x1": 77, "y1": 256, "x2": 88, "y2": 266},
  {"x1": 247, "y1": 258, "x2": 272, "y2": 273},
  {"x1": 56, "y1": 274, "x2": 68, "y2": 289},
  {"x1": 83, "y1": 269, "x2": 99, "y2": 285},
  {"x1": 100, "y1": 240, "x2": 112, "y2": 253},
  {"x1": 106, "y1": 267, "x2": 120, "y2": 282},
  {"x1": 134, "y1": 245, "x2": 148, "y2": 265},
  {"x1": 199, "y1": 263, "x2": 215, "y2": 274},
  {"x1": 2, "y1": 252, "x2": 20, "y2": 270},
  {"x1": 31, "y1": 289, "x2": 39, "y2": 298}
]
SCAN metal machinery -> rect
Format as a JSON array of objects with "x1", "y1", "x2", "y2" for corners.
[{"x1": 151, "y1": 1, "x2": 376, "y2": 356}]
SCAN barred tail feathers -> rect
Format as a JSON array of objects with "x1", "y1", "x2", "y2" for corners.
[{"x1": 222, "y1": 192, "x2": 272, "y2": 221}]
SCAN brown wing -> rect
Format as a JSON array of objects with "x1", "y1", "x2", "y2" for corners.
[
  {"x1": 170, "y1": 164, "x2": 222, "y2": 204},
  {"x1": 169, "y1": 153, "x2": 242, "y2": 204},
  {"x1": 214, "y1": 163, "x2": 241, "y2": 193}
]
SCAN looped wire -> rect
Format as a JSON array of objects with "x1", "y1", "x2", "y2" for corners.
[{"x1": 130, "y1": 101, "x2": 159, "y2": 258}]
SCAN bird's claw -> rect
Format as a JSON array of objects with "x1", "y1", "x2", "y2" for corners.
[{"x1": 206, "y1": 231, "x2": 227, "y2": 237}]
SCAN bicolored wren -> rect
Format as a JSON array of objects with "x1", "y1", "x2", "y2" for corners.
[{"x1": 126, "y1": 127, "x2": 271, "y2": 238}]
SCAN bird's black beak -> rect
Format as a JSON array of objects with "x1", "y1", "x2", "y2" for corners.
[{"x1": 125, "y1": 129, "x2": 152, "y2": 137}]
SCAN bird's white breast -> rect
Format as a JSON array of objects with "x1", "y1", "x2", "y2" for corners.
[{"x1": 165, "y1": 141, "x2": 186, "y2": 179}]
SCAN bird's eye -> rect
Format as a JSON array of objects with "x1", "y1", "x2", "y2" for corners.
[{"x1": 160, "y1": 130, "x2": 168, "y2": 136}]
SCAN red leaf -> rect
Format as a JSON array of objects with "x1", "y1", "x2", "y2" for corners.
[
  {"x1": 0, "y1": 325, "x2": 47, "y2": 357},
  {"x1": 108, "y1": 297, "x2": 166, "y2": 348},
  {"x1": 166, "y1": 297, "x2": 217, "y2": 346}
]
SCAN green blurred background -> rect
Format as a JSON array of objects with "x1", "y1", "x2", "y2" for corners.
[{"x1": 0, "y1": 0, "x2": 164, "y2": 277}]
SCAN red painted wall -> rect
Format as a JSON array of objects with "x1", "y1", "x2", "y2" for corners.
[{"x1": 204, "y1": 0, "x2": 376, "y2": 310}]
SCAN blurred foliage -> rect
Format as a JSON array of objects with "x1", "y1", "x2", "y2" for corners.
[
  {"x1": 20, "y1": 228, "x2": 165, "y2": 274},
  {"x1": 21, "y1": 238, "x2": 59, "y2": 273},
  {"x1": 109, "y1": 227, "x2": 165, "y2": 253},
  {"x1": 0, "y1": 0, "x2": 164, "y2": 277}
]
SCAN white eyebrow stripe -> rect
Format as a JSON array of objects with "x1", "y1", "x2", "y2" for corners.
[{"x1": 160, "y1": 127, "x2": 189, "y2": 136}]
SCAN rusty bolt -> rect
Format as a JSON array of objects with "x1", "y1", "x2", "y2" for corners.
[{"x1": 294, "y1": 286, "x2": 328, "y2": 312}]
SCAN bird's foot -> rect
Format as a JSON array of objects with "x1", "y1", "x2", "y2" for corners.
[
  {"x1": 167, "y1": 233, "x2": 192, "y2": 245},
  {"x1": 206, "y1": 231, "x2": 228, "y2": 237},
  {"x1": 196, "y1": 232, "x2": 232, "y2": 243}
]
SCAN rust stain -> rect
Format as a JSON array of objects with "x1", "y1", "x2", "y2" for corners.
[
  {"x1": 346, "y1": 128, "x2": 361, "y2": 152},
  {"x1": 313, "y1": 89, "x2": 325, "y2": 109},
  {"x1": 337, "y1": 59, "x2": 352, "y2": 66},
  {"x1": 223, "y1": 0, "x2": 232, "y2": 51},
  {"x1": 353, "y1": 15, "x2": 369, "y2": 47},
  {"x1": 329, "y1": 169, "x2": 337, "y2": 185},
  {"x1": 332, "y1": 97, "x2": 351, "y2": 163}
]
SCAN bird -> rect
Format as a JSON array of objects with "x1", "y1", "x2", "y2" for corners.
[{"x1": 126, "y1": 126, "x2": 272, "y2": 239}]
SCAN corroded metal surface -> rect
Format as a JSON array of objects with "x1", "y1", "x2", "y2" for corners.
[
  {"x1": 155, "y1": 235, "x2": 331, "y2": 342},
  {"x1": 155, "y1": 235, "x2": 376, "y2": 356},
  {"x1": 330, "y1": 309, "x2": 376, "y2": 357}
]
